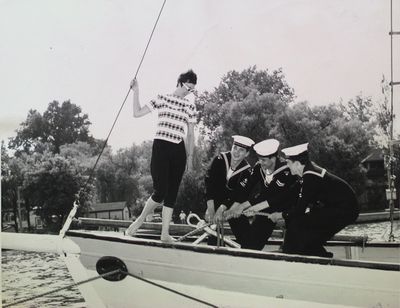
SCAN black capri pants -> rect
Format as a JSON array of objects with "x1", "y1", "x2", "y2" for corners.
[{"x1": 150, "y1": 139, "x2": 186, "y2": 208}]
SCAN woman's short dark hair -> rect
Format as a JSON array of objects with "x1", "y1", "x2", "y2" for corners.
[{"x1": 177, "y1": 69, "x2": 197, "y2": 86}]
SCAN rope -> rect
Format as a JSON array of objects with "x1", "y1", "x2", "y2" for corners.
[
  {"x1": 204, "y1": 226, "x2": 240, "y2": 248},
  {"x1": 216, "y1": 221, "x2": 225, "y2": 247},
  {"x1": 176, "y1": 222, "x2": 212, "y2": 242},
  {"x1": 60, "y1": 0, "x2": 167, "y2": 234},
  {"x1": 78, "y1": 0, "x2": 167, "y2": 202},
  {"x1": 216, "y1": 222, "x2": 221, "y2": 247},
  {"x1": 224, "y1": 211, "x2": 270, "y2": 221},
  {"x1": 184, "y1": 213, "x2": 239, "y2": 248},
  {"x1": 3, "y1": 269, "x2": 121, "y2": 307},
  {"x1": 252, "y1": 212, "x2": 270, "y2": 217},
  {"x1": 4, "y1": 266, "x2": 218, "y2": 308},
  {"x1": 122, "y1": 270, "x2": 218, "y2": 307}
]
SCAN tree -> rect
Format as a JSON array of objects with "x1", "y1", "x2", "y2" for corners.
[
  {"x1": 375, "y1": 76, "x2": 395, "y2": 140},
  {"x1": 196, "y1": 66, "x2": 294, "y2": 138},
  {"x1": 197, "y1": 67, "x2": 294, "y2": 160},
  {"x1": 277, "y1": 102, "x2": 373, "y2": 194},
  {"x1": 1, "y1": 143, "x2": 25, "y2": 232},
  {"x1": 376, "y1": 76, "x2": 400, "y2": 209},
  {"x1": 175, "y1": 170, "x2": 206, "y2": 218},
  {"x1": 21, "y1": 147, "x2": 94, "y2": 231},
  {"x1": 94, "y1": 143, "x2": 154, "y2": 211},
  {"x1": 340, "y1": 95, "x2": 375, "y2": 125},
  {"x1": 9, "y1": 100, "x2": 95, "y2": 154}
]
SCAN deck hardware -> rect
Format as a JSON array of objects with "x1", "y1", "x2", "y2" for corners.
[{"x1": 96, "y1": 256, "x2": 128, "y2": 281}]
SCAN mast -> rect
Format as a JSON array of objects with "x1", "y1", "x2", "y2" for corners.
[{"x1": 386, "y1": 0, "x2": 399, "y2": 241}]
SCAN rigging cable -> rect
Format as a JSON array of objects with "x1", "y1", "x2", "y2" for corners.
[
  {"x1": 81, "y1": 0, "x2": 167, "y2": 199},
  {"x1": 59, "y1": 0, "x2": 167, "y2": 236},
  {"x1": 4, "y1": 268, "x2": 218, "y2": 308}
]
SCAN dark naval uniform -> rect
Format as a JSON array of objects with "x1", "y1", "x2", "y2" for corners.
[
  {"x1": 205, "y1": 151, "x2": 252, "y2": 208},
  {"x1": 205, "y1": 151, "x2": 252, "y2": 245},
  {"x1": 282, "y1": 161, "x2": 359, "y2": 256},
  {"x1": 232, "y1": 159, "x2": 298, "y2": 250}
]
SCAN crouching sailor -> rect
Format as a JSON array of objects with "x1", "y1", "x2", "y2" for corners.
[
  {"x1": 281, "y1": 143, "x2": 359, "y2": 257},
  {"x1": 204, "y1": 135, "x2": 254, "y2": 245},
  {"x1": 227, "y1": 139, "x2": 298, "y2": 250}
]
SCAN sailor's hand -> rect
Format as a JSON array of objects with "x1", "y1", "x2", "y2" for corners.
[
  {"x1": 275, "y1": 217, "x2": 286, "y2": 228},
  {"x1": 228, "y1": 205, "x2": 244, "y2": 219},
  {"x1": 267, "y1": 212, "x2": 283, "y2": 223},
  {"x1": 130, "y1": 78, "x2": 138, "y2": 91},
  {"x1": 205, "y1": 208, "x2": 215, "y2": 223},
  {"x1": 243, "y1": 209, "x2": 255, "y2": 217},
  {"x1": 223, "y1": 209, "x2": 230, "y2": 219},
  {"x1": 213, "y1": 206, "x2": 226, "y2": 224},
  {"x1": 243, "y1": 205, "x2": 259, "y2": 217}
]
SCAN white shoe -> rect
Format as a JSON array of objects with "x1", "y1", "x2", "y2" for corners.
[
  {"x1": 161, "y1": 234, "x2": 176, "y2": 243},
  {"x1": 125, "y1": 222, "x2": 140, "y2": 236}
]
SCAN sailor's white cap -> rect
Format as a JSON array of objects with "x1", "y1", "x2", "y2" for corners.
[
  {"x1": 253, "y1": 139, "x2": 280, "y2": 157},
  {"x1": 232, "y1": 135, "x2": 255, "y2": 150},
  {"x1": 281, "y1": 143, "x2": 309, "y2": 159}
]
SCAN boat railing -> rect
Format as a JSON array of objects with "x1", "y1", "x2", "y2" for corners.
[{"x1": 72, "y1": 217, "x2": 368, "y2": 246}]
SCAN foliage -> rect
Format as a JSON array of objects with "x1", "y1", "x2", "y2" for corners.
[
  {"x1": 175, "y1": 170, "x2": 206, "y2": 217},
  {"x1": 196, "y1": 67, "x2": 375, "y2": 202},
  {"x1": 220, "y1": 92, "x2": 288, "y2": 144},
  {"x1": 277, "y1": 102, "x2": 373, "y2": 193},
  {"x1": 376, "y1": 76, "x2": 395, "y2": 139},
  {"x1": 340, "y1": 95, "x2": 375, "y2": 125},
  {"x1": 21, "y1": 148, "x2": 94, "y2": 230},
  {"x1": 1, "y1": 143, "x2": 26, "y2": 231},
  {"x1": 196, "y1": 66, "x2": 294, "y2": 144},
  {"x1": 9, "y1": 100, "x2": 95, "y2": 154},
  {"x1": 94, "y1": 141, "x2": 156, "y2": 217},
  {"x1": 95, "y1": 146, "x2": 141, "y2": 205}
]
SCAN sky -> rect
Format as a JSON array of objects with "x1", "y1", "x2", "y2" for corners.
[{"x1": 1, "y1": 0, "x2": 399, "y2": 151}]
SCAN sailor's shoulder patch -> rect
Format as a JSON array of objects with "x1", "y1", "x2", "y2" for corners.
[
  {"x1": 240, "y1": 178, "x2": 248, "y2": 187},
  {"x1": 276, "y1": 180, "x2": 285, "y2": 187},
  {"x1": 303, "y1": 169, "x2": 326, "y2": 178}
]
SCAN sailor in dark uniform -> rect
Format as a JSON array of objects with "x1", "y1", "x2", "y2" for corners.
[
  {"x1": 204, "y1": 135, "x2": 255, "y2": 244},
  {"x1": 281, "y1": 143, "x2": 359, "y2": 257},
  {"x1": 225, "y1": 139, "x2": 298, "y2": 250}
]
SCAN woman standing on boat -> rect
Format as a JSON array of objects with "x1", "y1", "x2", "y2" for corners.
[
  {"x1": 281, "y1": 143, "x2": 359, "y2": 257},
  {"x1": 226, "y1": 139, "x2": 298, "y2": 250},
  {"x1": 204, "y1": 135, "x2": 254, "y2": 244},
  {"x1": 126, "y1": 70, "x2": 197, "y2": 242}
]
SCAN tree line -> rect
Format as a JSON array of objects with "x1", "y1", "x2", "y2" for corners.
[{"x1": 2, "y1": 67, "x2": 398, "y2": 232}]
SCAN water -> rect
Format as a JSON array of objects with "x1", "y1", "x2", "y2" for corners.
[
  {"x1": 2, "y1": 250, "x2": 85, "y2": 308},
  {"x1": 2, "y1": 221, "x2": 399, "y2": 308},
  {"x1": 339, "y1": 220, "x2": 400, "y2": 241}
]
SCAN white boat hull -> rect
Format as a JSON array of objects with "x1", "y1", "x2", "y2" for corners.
[
  {"x1": 2, "y1": 231, "x2": 399, "y2": 307},
  {"x1": 65, "y1": 262, "x2": 353, "y2": 308},
  {"x1": 74, "y1": 217, "x2": 400, "y2": 263},
  {"x1": 64, "y1": 230, "x2": 400, "y2": 308}
]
